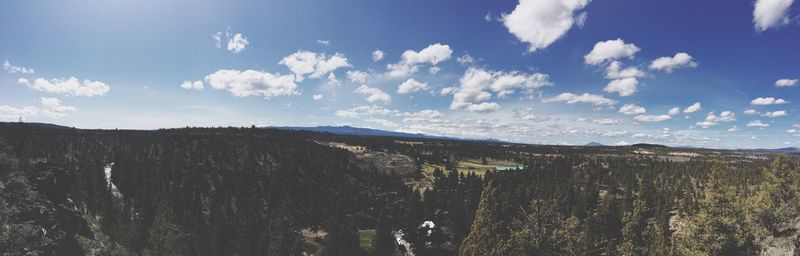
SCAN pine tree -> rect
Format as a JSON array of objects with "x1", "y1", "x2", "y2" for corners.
[
  {"x1": 372, "y1": 209, "x2": 395, "y2": 256},
  {"x1": 459, "y1": 183, "x2": 510, "y2": 256}
]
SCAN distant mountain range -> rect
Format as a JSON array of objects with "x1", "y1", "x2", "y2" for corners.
[
  {"x1": 585, "y1": 142, "x2": 605, "y2": 147},
  {"x1": 269, "y1": 125, "x2": 465, "y2": 140},
  {"x1": 745, "y1": 147, "x2": 800, "y2": 153}
]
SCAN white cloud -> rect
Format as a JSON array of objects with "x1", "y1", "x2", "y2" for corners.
[
  {"x1": 335, "y1": 105, "x2": 399, "y2": 118},
  {"x1": 403, "y1": 109, "x2": 445, "y2": 123},
  {"x1": 634, "y1": 114, "x2": 672, "y2": 122},
  {"x1": 775, "y1": 78, "x2": 798, "y2": 87},
  {"x1": 429, "y1": 66, "x2": 441, "y2": 74},
  {"x1": 594, "y1": 118, "x2": 620, "y2": 125},
  {"x1": 753, "y1": 0, "x2": 795, "y2": 31},
  {"x1": 312, "y1": 94, "x2": 323, "y2": 100},
  {"x1": 3, "y1": 60, "x2": 34, "y2": 74},
  {"x1": 751, "y1": 97, "x2": 789, "y2": 105},
  {"x1": 762, "y1": 110, "x2": 788, "y2": 117},
  {"x1": 744, "y1": 109, "x2": 760, "y2": 115},
  {"x1": 649, "y1": 52, "x2": 698, "y2": 73},
  {"x1": 204, "y1": 69, "x2": 298, "y2": 98},
  {"x1": 317, "y1": 39, "x2": 331, "y2": 45},
  {"x1": 502, "y1": 0, "x2": 591, "y2": 52},
  {"x1": 372, "y1": 50, "x2": 385, "y2": 61},
  {"x1": 227, "y1": 33, "x2": 249, "y2": 53},
  {"x1": 604, "y1": 77, "x2": 638, "y2": 96},
  {"x1": 695, "y1": 111, "x2": 737, "y2": 128},
  {"x1": 440, "y1": 86, "x2": 457, "y2": 96},
  {"x1": 605, "y1": 61, "x2": 645, "y2": 79},
  {"x1": 397, "y1": 79, "x2": 429, "y2": 94},
  {"x1": 450, "y1": 67, "x2": 552, "y2": 110},
  {"x1": 668, "y1": 107, "x2": 681, "y2": 116},
  {"x1": 542, "y1": 92, "x2": 616, "y2": 106},
  {"x1": 180, "y1": 80, "x2": 204, "y2": 90},
  {"x1": 0, "y1": 105, "x2": 38, "y2": 120},
  {"x1": 327, "y1": 73, "x2": 341, "y2": 86},
  {"x1": 365, "y1": 118, "x2": 399, "y2": 128},
  {"x1": 280, "y1": 51, "x2": 351, "y2": 81},
  {"x1": 465, "y1": 102, "x2": 501, "y2": 113},
  {"x1": 619, "y1": 104, "x2": 646, "y2": 115},
  {"x1": 728, "y1": 126, "x2": 741, "y2": 132},
  {"x1": 20, "y1": 77, "x2": 110, "y2": 97},
  {"x1": 683, "y1": 102, "x2": 702, "y2": 113},
  {"x1": 354, "y1": 85, "x2": 391, "y2": 104},
  {"x1": 484, "y1": 12, "x2": 492, "y2": 22},
  {"x1": 387, "y1": 43, "x2": 452, "y2": 77},
  {"x1": 346, "y1": 70, "x2": 368, "y2": 84},
  {"x1": 584, "y1": 39, "x2": 640, "y2": 65},
  {"x1": 457, "y1": 54, "x2": 476, "y2": 65},
  {"x1": 747, "y1": 120, "x2": 770, "y2": 128},
  {"x1": 39, "y1": 97, "x2": 76, "y2": 119},
  {"x1": 212, "y1": 32, "x2": 223, "y2": 48}
]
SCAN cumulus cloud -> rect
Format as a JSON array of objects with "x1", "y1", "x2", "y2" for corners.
[
  {"x1": 335, "y1": 105, "x2": 399, "y2": 118},
  {"x1": 728, "y1": 126, "x2": 741, "y2": 132},
  {"x1": 227, "y1": 33, "x2": 249, "y2": 53},
  {"x1": 312, "y1": 94, "x2": 323, "y2": 100},
  {"x1": 594, "y1": 118, "x2": 620, "y2": 125},
  {"x1": 280, "y1": 51, "x2": 351, "y2": 81},
  {"x1": 604, "y1": 77, "x2": 638, "y2": 96},
  {"x1": 584, "y1": 39, "x2": 640, "y2": 65},
  {"x1": 502, "y1": 0, "x2": 591, "y2": 52},
  {"x1": 747, "y1": 120, "x2": 770, "y2": 128},
  {"x1": 605, "y1": 61, "x2": 645, "y2": 79},
  {"x1": 180, "y1": 80, "x2": 204, "y2": 90},
  {"x1": 346, "y1": 70, "x2": 368, "y2": 84},
  {"x1": 683, "y1": 102, "x2": 702, "y2": 113},
  {"x1": 3, "y1": 60, "x2": 34, "y2": 74},
  {"x1": 695, "y1": 111, "x2": 736, "y2": 128},
  {"x1": 456, "y1": 54, "x2": 476, "y2": 65},
  {"x1": 40, "y1": 97, "x2": 76, "y2": 119},
  {"x1": 450, "y1": 67, "x2": 552, "y2": 111},
  {"x1": 0, "y1": 105, "x2": 39, "y2": 120},
  {"x1": 372, "y1": 50, "x2": 385, "y2": 61},
  {"x1": 668, "y1": 107, "x2": 681, "y2": 116},
  {"x1": 397, "y1": 79, "x2": 429, "y2": 94},
  {"x1": 19, "y1": 77, "x2": 110, "y2": 97},
  {"x1": 763, "y1": 110, "x2": 788, "y2": 117},
  {"x1": 753, "y1": 0, "x2": 795, "y2": 31},
  {"x1": 204, "y1": 69, "x2": 298, "y2": 98},
  {"x1": 775, "y1": 78, "x2": 798, "y2": 87},
  {"x1": 751, "y1": 97, "x2": 789, "y2": 105},
  {"x1": 465, "y1": 102, "x2": 501, "y2": 113},
  {"x1": 619, "y1": 104, "x2": 646, "y2": 115},
  {"x1": 387, "y1": 43, "x2": 452, "y2": 77},
  {"x1": 354, "y1": 85, "x2": 391, "y2": 104},
  {"x1": 428, "y1": 66, "x2": 441, "y2": 74},
  {"x1": 634, "y1": 114, "x2": 672, "y2": 122},
  {"x1": 317, "y1": 39, "x2": 331, "y2": 45},
  {"x1": 649, "y1": 52, "x2": 698, "y2": 73},
  {"x1": 542, "y1": 92, "x2": 616, "y2": 106}
]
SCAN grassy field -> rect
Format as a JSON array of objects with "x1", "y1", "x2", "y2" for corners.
[{"x1": 422, "y1": 159, "x2": 522, "y2": 177}]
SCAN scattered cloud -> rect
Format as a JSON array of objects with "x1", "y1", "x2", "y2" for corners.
[
  {"x1": 751, "y1": 97, "x2": 789, "y2": 105},
  {"x1": 634, "y1": 114, "x2": 672, "y2": 122},
  {"x1": 747, "y1": 120, "x2": 770, "y2": 128},
  {"x1": 584, "y1": 39, "x2": 640, "y2": 65},
  {"x1": 762, "y1": 110, "x2": 788, "y2": 117},
  {"x1": 205, "y1": 69, "x2": 298, "y2": 98},
  {"x1": 542, "y1": 92, "x2": 616, "y2": 106},
  {"x1": 744, "y1": 109, "x2": 760, "y2": 115},
  {"x1": 594, "y1": 118, "x2": 620, "y2": 125},
  {"x1": 312, "y1": 94, "x2": 323, "y2": 100},
  {"x1": 605, "y1": 61, "x2": 645, "y2": 79},
  {"x1": 619, "y1": 104, "x2": 646, "y2": 115},
  {"x1": 456, "y1": 54, "x2": 476, "y2": 65},
  {"x1": 387, "y1": 43, "x2": 452, "y2": 77},
  {"x1": 354, "y1": 85, "x2": 391, "y2": 104},
  {"x1": 180, "y1": 80, "x2": 204, "y2": 90},
  {"x1": 450, "y1": 67, "x2": 552, "y2": 111},
  {"x1": 775, "y1": 78, "x2": 798, "y2": 87},
  {"x1": 668, "y1": 107, "x2": 681, "y2": 116},
  {"x1": 0, "y1": 105, "x2": 39, "y2": 120},
  {"x1": 397, "y1": 78, "x2": 429, "y2": 94},
  {"x1": 683, "y1": 102, "x2": 702, "y2": 113},
  {"x1": 484, "y1": 12, "x2": 492, "y2": 22},
  {"x1": 502, "y1": 0, "x2": 591, "y2": 52},
  {"x1": 372, "y1": 50, "x2": 385, "y2": 61},
  {"x1": 649, "y1": 52, "x2": 698, "y2": 73},
  {"x1": 753, "y1": 0, "x2": 795, "y2": 31},
  {"x1": 3, "y1": 60, "x2": 34, "y2": 74},
  {"x1": 280, "y1": 50, "x2": 351, "y2": 81},
  {"x1": 604, "y1": 77, "x2": 638, "y2": 96},
  {"x1": 317, "y1": 39, "x2": 331, "y2": 45},
  {"x1": 19, "y1": 77, "x2": 110, "y2": 97},
  {"x1": 335, "y1": 105, "x2": 399, "y2": 118},
  {"x1": 227, "y1": 33, "x2": 249, "y2": 53},
  {"x1": 728, "y1": 126, "x2": 741, "y2": 132},
  {"x1": 465, "y1": 102, "x2": 501, "y2": 113},
  {"x1": 429, "y1": 66, "x2": 441, "y2": 74},
  {"x1": 695, "y1": 111, "x2": 736, "y2": 128},
  {"x1": 346, "y1": 70, "x2": 369, "y2": 84},
  {"x1": 40, "y1": 97, "x2": 76, "y2": 119}
]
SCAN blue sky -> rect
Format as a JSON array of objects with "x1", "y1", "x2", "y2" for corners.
[{"x1": 1, "y1": 0, "x2": 799, "y2": 148}]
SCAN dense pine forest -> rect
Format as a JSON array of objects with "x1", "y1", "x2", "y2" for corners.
[{"x1": 1, "y1": 123, "x2": 799, "y2": 255}]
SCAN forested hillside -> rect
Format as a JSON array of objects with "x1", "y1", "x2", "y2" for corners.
[{"x1": 1, "y1": 123, "x2": 799, "y2": 255}]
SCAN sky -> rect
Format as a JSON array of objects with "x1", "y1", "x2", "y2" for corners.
[{"x1": 1, "y1": 0, "x2": 799, "y2": 149}]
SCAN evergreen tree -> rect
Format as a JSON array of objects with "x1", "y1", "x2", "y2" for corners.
[{"x1": 372, "y1": 209, "x2": 395, "y2": 256}]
